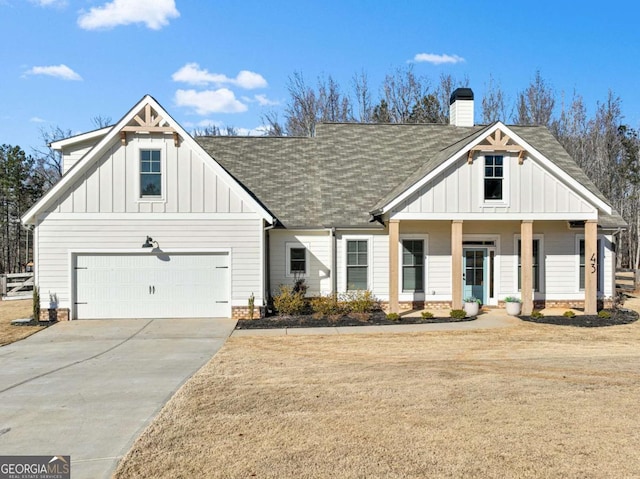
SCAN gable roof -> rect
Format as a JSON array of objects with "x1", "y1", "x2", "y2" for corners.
[
  {"x1": 197, "y1": 122, "x2": 626, "y2": 229},
  {"x1": 22, "y1": 95, "x2": 276, "y2": 225}
]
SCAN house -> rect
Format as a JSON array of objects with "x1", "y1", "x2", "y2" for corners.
[{"x1": 22, "y1": 89, "x2": 626, "y2": 320}]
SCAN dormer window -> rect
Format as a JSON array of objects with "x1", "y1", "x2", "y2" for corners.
[{"x1": 484, "y1": 155, "x2": 503, "y2": 201}]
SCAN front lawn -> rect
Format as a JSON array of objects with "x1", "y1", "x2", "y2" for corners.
[
  {"x1": 114, "y1": 317, "x2": 640, "y2": 478},
  {"x1": 0, "y1": 299, "x2": 44, "y2": 346}
]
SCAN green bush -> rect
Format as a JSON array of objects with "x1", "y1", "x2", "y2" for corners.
[
  {"x1": 386, "y1": 312, "x2": 400, "y2": 321},
  {"x1": 598, "y1": 310, "x2": 612, "y2": 319},
  {"x1": 531, "y1": 309, "x2": 544, "y2": 319},
  {"x1": 310, "y1": 294, "x2": 341, "y2": 316},
  {"x1": 563, "y1": 310, "x2": 576, "y2": 318},
  {"x1": 339, "y1": 290, "x2": 378, "y2": 313},
  {"x1": 421, "y1": 311, "x2": 434, "y2": 319},
  {"x1": 450, "y1": 309, "x2": 466, "y2": 319},
  {"x1": 273, "y1": 285, "x2": 306, "y2": 316}
]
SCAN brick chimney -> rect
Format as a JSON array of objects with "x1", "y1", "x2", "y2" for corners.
[{"x1": 449, "y1": 88, "x2": 474, "y2": 127}]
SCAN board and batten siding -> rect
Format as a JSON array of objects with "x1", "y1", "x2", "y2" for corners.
[
  {"x1": 269, "y1": 230, "x2": 332, "y2": 296},
  {"x1": 48, "y1": 134, "x2": 251, "y2": 215},
  {"x1": 394, "y1": 155, "x2": 597, "y2": 216},
  {"x1": 36, "y1": 217, "x2": 263, "y2": 312}
]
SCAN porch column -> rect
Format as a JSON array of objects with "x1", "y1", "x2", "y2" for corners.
[
  {"x1": 585, "y1": 220, "x2": 598, "y2": 315},
  {"x1": 451, "y1": 220, "x2": 463, "y2": 310},
  {"x1": 389, "y1": 219, "x2": 400, "y2": 314},
  {"x1": 521, "y1": 220, "x2": 534, "y2": 316}
]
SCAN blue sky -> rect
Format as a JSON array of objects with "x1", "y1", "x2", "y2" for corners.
[{"x1": 2, "y1": 0, "x2": 640, "y2": 152}]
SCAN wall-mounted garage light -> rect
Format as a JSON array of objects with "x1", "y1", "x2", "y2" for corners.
[{"x1": 142, "y1": 236, "x2": 159, "y2": 249}]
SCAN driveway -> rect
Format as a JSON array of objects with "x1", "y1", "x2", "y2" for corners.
[{"x1": 0, "y1": 317, "x2": 236, "y2": 479}]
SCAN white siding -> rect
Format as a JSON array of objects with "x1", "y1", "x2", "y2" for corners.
[
  {"x1": 395, "y1": 155, "x2": 597, "y2": 218},
  {"x1": 36, "y1": 217, "x2": 262, "y2": 314},
  {"x1": 48, "y1": 134, "x2": 250, "y2": 215},
  {"x1": 62, "y1": 141, "x2": 99, "y2": 175},
  {"x1": 335, "y1": 230, "x2": 388, "y2": 299},
  {"x1": 269, "y1": 230, "x2": 332, "y2": 296}
]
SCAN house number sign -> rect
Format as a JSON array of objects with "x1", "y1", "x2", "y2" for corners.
[{"x1": 590, "y1": 253, "x2": 597, "y2": 273}]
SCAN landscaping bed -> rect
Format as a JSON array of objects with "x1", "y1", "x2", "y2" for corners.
[
  {"x1": 235, "y1": 310, "x2": 475, "y2": 329},
  {"x1": 520, "y1": 308, "x2": 638, "y2": 327}
]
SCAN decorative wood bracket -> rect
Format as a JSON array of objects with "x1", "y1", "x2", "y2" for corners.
[
  {"x1": 466, "y1": 128, "x2": 526, "y2": 164},
  {"x1": 119, "y1": 103, "x2": 178, "y2": 143}
]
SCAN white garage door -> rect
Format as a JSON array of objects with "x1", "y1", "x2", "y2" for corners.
[{"x1": 74, "y1": 253, "x2": 230, "y2": 319}]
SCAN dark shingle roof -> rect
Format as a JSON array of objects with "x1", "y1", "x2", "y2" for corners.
[{"x1": 195, "y1": 123, "x2": 626, "y2": 229}]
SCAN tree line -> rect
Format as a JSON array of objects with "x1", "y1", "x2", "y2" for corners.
[{"x1": 0, "y1": 69, "x2": 638, "y2": 275}]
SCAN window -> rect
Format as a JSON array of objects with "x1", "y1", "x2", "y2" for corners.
[
  {"x1": 518, "y1": 239, "x2": 540, "y2": 291},
  {"x1": 289, "y1": 247, "x2": 306, "y2": 275},
  {"x1": 484, "y1": 155, "x2": 503, "y2": 201},
  {"x1": 402, "y1": 239, "x2": 424, "y2": 292},
  {"x1": 140, "y1": 150, "x2": 162, "y2": 197},
  {"x1": 579, "y1": 239, "x2": 602, "y2": 291},
  {"x1": 346, "y1": 240, "x2": 368, "y2": 290}
]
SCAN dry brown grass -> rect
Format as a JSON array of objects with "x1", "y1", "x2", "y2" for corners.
[
  {"x1": 115, "y1": 303, "x2": 640, "y2": 479},
  {"x1": 0, "y1": 298, "x2": 43, "y2": 346}
]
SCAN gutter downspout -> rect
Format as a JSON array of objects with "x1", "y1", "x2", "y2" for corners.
[
  {"x1": 264, "y1": 221, "x2": 276, "y2": 315},
  {"x1": 331, "y1": 227, "x2": 337, "y2": 294}
]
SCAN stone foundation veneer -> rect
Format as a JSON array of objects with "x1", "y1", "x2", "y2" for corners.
[{"x1": 39, "y1": 308, "x2": 70, "y2": 322}]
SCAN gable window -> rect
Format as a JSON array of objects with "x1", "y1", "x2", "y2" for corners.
[
  {"x1": 346, "y1": 240, "x2": 368, "y2": 290},
  {"x1": 140, "y1": 150, "x2": 162, "y2": 197},
  {"x1": 484, "y1": 155, "x2": 503, "y2": 201},
  {"x1": 517, "y1": 239, "x2": 541, "y2": 292},
  {"x1": 579, "y1": 239, "x2": 602, "y2": 292},
  {"x1": 286, "y1": 244, "x2": 308, "y2": 277},
  {"x1": 402, "y1": 239, "x2": 424, "y2": 292}
]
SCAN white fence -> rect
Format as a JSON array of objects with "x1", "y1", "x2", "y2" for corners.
[{"x1": 0, "y1": 272, "x2": 34, "y2": 298}]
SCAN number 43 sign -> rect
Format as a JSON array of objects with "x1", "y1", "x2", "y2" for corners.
[{"x1": 590, "y1": 253, "x2": 597, "y2": 273}]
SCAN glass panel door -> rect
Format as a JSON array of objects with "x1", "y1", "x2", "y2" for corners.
[{"x1": 463, "y1": 248, "x2": 486, "y2": 304}]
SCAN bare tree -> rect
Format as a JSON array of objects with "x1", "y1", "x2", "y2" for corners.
[
  {"x1": 514, "y1": 71, "x2": 555, "y2": 126},
  {"x1": 32, "y1": 125, "x2": 72, "y2": 188},
  {"x1": 378, "y1": 65, "x2": 429, "y2": 123},
  {"x1": 91, "y1": 115, "x2": 112, "y2": 129},
  {"x1": 352, "y1": 70, "x2": 373, "y2": 122},
  {"x1": 481, "y1": 75, "x2": 508, "y2": 123}
]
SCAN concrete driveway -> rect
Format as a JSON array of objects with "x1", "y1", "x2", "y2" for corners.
[{"x1": 0, "y1": 317, "x2": 236, "y2": 479}]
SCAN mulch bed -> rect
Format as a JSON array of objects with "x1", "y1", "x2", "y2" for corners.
[
  {"x1": 235, "y1": 310, "x2": 475, "y2": 329},
  {"x1": 520, "y1": 308, "x2": 639, "y2": 327}
]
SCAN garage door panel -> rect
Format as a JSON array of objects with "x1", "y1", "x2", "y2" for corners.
[{"x1": 75, "y1": 253, "x2": 230, "y2": 319}]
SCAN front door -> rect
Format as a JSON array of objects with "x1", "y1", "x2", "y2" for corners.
[{"x1": 463, "y1": 248, "x2": 487, "y2": 304}]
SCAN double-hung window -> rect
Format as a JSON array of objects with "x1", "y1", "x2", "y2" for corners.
[
  {"x1": 402, "y1": 239, "x2": 424, "y2": 292},
  {"x1": 346, "y1": 240, "x2": 368, "y2": 290},
  {"x1": 517, "y1": 239, "x2": 541, "y2": 292},
  {"x1": 140, "y1": 150, "x2": 162, "y2": 198},
  {"x1": 289, "y1": 247, "x2": 306, "y2": 275},
  {"x1": 484, "y1": 155, "x2": 503, "y2": 201}
]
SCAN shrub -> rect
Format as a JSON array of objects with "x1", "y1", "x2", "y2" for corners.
[
  {"x1": 386, "y1": 312, "x2": 400, "y2": 321},
  {"x1": 464, "y1": 296, "x2": 481, "y2": 304},
  {"x1": 310, "y1": 294, "x2": 341, "y2": 316},
  {"x1": 504, "y1": 296, "x2": 522, "y2": 303},
  {"x1": 563, "y1": 310, "x2": 576, "y2": 318},
  {"x1": 598, "y1": 310, "x2": 612, "y2": 319},
  {"x1": 273, "y1": 285, "x2": 306, "y2": 316},
  {"x1": 450, "y1": 309, "x2": 466, "y2": 319},
  {"x1": 421, "y1": 311, "x2": 434, "y2": 319},
  {"x1": 340, "y1": 290, "x2": 378, "y2": 313},
  {"x1": 292, "y1": 277, "x2": 308, "y2": 295},
  {"x1": 531, "y1": 309, "x2": 544, "y2": 319},
  {"x1": 248, "y1": 292, "x2": 255, "y2": 320}
]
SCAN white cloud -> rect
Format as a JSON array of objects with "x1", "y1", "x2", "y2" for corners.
[
  {"x1": 30, "y1": 0, "x2": 67, "y2": 7},
  {"x1": 30, "y1": 116, "x2": 47, "y2": 123},
  {"x1": 413, "y1": 53, "x2": 465, "y2": 65},
  {"x1": 172, "y1": 63, "x2": 267, "y2": 89},
  {"x1": 24, "y1": 64, "x2": 82, "y2": 81},
  {"x1": 253, "y1": 94, "x2": 279, "y2": 106},
  {"x1": 78, "y1": 0, "x2": 179, "y2": 30},
  {"x1": 175, "y1": 89, "x2": 248, "y2": 115}
]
